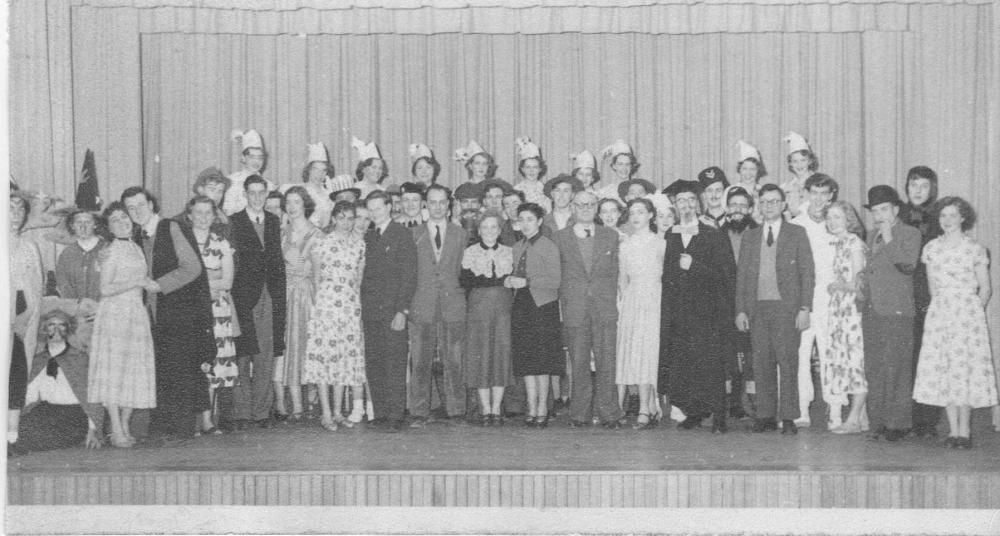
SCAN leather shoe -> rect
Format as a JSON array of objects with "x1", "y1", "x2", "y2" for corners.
[
  {"x1": 568, "y1": 420, "x2": 589, "y2": 429},
  {"x1": 780, "y1": 420, "x2": 798, "y2": 435},
  {"x1": 679, "y1": 417, "x2": 701, "y2": 430},
  {"x1": 867, "y1": 426, "x2": 887, "y2": 441},
  {"x1": 409, "y1": 417, "x2": 428, "y2": 429},
  {"x1": 711, "y1": 415, "x2": 728, "y2": 434},
  {"x1": 956, "y1": 437, "x2": 972, "y2": 450},
  {"x1": 601, "y1": 420, "x2": 623, "y2": 430}
]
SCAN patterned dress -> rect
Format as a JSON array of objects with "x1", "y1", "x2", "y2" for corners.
[
  {"x1": 198, "y1": 232, "x2": 238, "y2": 390},
  {"x1": 88, "y1": 239, "x2": 157, "y2": 408},
  {"x1": 280, "y1": 224, "x2": 322, "y2": 386},
  {"x1": 913, "y1": 236, "x2": 997, "y2": 408},
  {"x1": 304, "y1": 231, "x2": 367, "y2": 385},
  {"x1": 823, "y1": 233, "x2": 868, "y2": 397},
  {"x1": 615, "y1": 231, "x2": 666, "y2": 385}
]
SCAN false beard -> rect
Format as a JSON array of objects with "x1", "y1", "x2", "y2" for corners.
[{"x1": 723, "y1": 215, "x2": 752, "y2": 233}]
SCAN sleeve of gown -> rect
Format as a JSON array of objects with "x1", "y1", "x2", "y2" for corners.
[{"x1": 155, "y1": 221, "x2": 203, "y2": 295}]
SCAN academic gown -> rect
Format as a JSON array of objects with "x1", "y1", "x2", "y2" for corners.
[{"x1": 658, "y1": 222, "x2": 736, "y2": 418}]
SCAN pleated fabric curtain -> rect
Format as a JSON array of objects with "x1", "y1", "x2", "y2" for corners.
[{"x1": 143, "y1": 32, "x2": 873, "y2": 213}]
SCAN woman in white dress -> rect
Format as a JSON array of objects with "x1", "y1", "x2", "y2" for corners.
[
  {"x1": 513, "y1": 137, "x2": 552, "y2": 214},
  {"x1": 616, "y1": 197, "x2": 667, "y2": 429}
]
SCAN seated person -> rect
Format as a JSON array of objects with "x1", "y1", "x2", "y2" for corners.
[{"x1": 10, "y1": 308, "x2": 104, "y2": 456}]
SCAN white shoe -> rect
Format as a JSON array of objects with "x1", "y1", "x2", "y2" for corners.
[
  {"x1": 670, "y1": 405, "x2": 686, "y2": 423},
  {"x1": 348, "y1": 405, "x2": 364, "y2": 424},
  {"x1": 794, "y1": 418, "x2": 811, "y2": 427}
]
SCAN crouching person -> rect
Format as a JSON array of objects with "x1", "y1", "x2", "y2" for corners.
[{"x1": 9, "y1": 309, "x2": 103, "y2": 456}]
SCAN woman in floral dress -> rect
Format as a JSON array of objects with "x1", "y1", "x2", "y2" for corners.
[
  {"x1": 305, "y1": 201, "x2": 366, "y2": 432},
  {"x1": 88, "y1": 202, "x2": 159, "y2": 448},
  {"x1": 823, "y1": 201, "x2": 869, "y2": 434},
  {"x1": 913, "y1": 197, "x2": 996, "y2": 449},
  {"x1": 275, "y1": 186, "x2": 322, "y2": 422},
  {"x1": 188, "y1": 196, "x2": 237, "y2": 435}
]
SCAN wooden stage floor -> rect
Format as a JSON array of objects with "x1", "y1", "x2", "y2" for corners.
[{"x1": 8, "y1": 412, "x2": 1000, "y2": 508}]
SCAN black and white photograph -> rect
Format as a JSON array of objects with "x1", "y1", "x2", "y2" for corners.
[{"x1": 4, "y1": 1, "x2": 1000, "y2": 534}]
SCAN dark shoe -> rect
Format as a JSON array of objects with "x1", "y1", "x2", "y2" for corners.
[
  {"x1": 218, "y1": 420, "x2": 238, "y2": 432},
  {"x1": 679, "y1": 417, "x2": 701, "y2": 430},
  {"x1": 913, "y1": 425, "x2": 938, "y2": 438},
  {"x1": 729, "y1": 407, "x2": 748, "y2": 420},
  {"x1": 751, "y1": 418, "x2": 777, "y2": 433},
  {"x1": 385, "y1": 419, "x2": 406, "y2": 432},
  {"x1": 780, "y1": 420, "x2": 798, "y2": 435},
  {"x1": 956, "y1": 437, "x2": 972, "y2": 450},
  {"x1": 288, "y1": 412, "x2": 304, "y2": 423},
  {"x1": 535, "y1": 416, "x2": 549, "y2": 429},
  {"x1": 943, "y1": 436, "x2": 959, "y2": 449},
  {"x1": 525, "y1": 416, "x2": 537, "y2": 428},
  {"x1": 568, "y1": 419, "x2": 589, "y2": 429},
  {"x1": 273, "y1": 410, "x2": 289, "y2": 423},
  {"x1": 711, "y1": 415, "x2": 728, "y2": 434},
  {"x1": 368, "y1": 417, "x2": 389, "y2": 428},
  {"x1": 494, "y1": 414, "x2": 505, "y2": 426},
  {"x1": 884, "y1": 429, "x2": 906, "y2": 442},
  {"x1": 234, "y1": 419, "x2": 250, "y2": 431},
  {"x1": 601, "y1": 420, "x2": 623, "y2": 430}
]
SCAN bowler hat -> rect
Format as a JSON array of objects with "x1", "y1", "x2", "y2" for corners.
[
  {"x1": 543, "y1": 174, "x2": 584, "y2": 198},
  {"x1": 864, "y1": 185, "x2": 903, "y2": 209}
]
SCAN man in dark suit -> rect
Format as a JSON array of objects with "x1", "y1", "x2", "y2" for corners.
[
  {"x1": 230, "y1": 175, "x2": 286, "y2": 429},
  {"x1": 660, "y1": 181, "x2": 737, "y2": 433},
  {"x1": 554, "y1": 190, "x2": 623, "y2": 429},
  {"x1": 362, "y1": 190, "x2": 419, "y2": 431},
  {"x1": 408, "y1": 184, "x2": 468, "y2": 426},
  {"x1": 735, "y1": 184, "x2": 814, "y2": 435},
  {"x1": 863, "y1": 185, "x2": 922, "y2": 442}
]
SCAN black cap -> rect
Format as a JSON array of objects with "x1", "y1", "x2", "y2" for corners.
[
  {"x1": 697, "y1": 166, "x2": 729, "y2": 189},
  {"x1": 663, "y1": 179, "x2": 703, "y2": 197}
]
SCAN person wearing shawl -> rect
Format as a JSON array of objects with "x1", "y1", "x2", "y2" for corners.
[{"x1": 9, "y1": 308, "x2": 104, "y2": 456}]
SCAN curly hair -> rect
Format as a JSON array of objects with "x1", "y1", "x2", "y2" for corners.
[
  {"x1": 935, "y1": 196, "x2": 976, "y2": 231},
  {"x1": 282, "y1": 186, "x2": 316, "y2": 219}
]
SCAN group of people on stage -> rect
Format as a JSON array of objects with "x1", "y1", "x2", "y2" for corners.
[{"x1": 8, "y1": 128, "x2": 996, "y2": 456}]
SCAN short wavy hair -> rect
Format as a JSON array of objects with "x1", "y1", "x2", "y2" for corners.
[
  {"x1": 517, "y1": 157, "x2": 548, "y2": 180},
  {"x1": 786, "y1": 150, "x2": 819, "y2": 174},
  {"x1": 934, "y1": 196, "x2": 976, "y2": 231},
  {"x1": 626, "y1": 197, "x2": 658, "y2": 233},
  {"x1": 355, "y1": 158, "x2": 390, "y2": 184},
  {"x1": 465, "y1": 152, "x2": 498, "y2": 180},
  {"x1": 737, "y1": 157, "x2": 767, "y2": 181},
  {"x1": 611, "y1": 153, "x2": 640, "y2": 178},
  {"x1": 301, "y1": 161, "x2": 334, "y2": 184},
  {"x1": 822, "y1": 200, "x2": 865, "y2": 240},
  {"x1": 282, "y1": 185, "x2": 316, "y2": 219},
  {"x1": 411, "y1": 156, "x2": 442, "y2": 183}
]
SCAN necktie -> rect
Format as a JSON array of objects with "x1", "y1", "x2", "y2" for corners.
[
  {"x1": 141, "y1": 229, "x2": 151, "y2": 241},
  {"x1": 256, "y1": 215, "x2": 263, "y2": 225},
  {"x1": 46, "y1": 357, "x2": 59, "y2": 378},
  {"x1": 435, "y1": 225, "x2": 442, "y2": 249},
  {"x1": 375, "y1": 226, "x2": 382, "y2": 238},
  {"x1": 875, "y1": 233, "x2": 884, "y2": 244},
  {"x1": 585, "y1": 228, "x2": 591, "y2": 238},
  {"x1": 766, "y1": 225, "x2": 774, "y2": 247}
]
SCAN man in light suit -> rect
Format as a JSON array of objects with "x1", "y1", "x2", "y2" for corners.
[
  {"x1": 408, "y1": 184, "x2": 468, "y2": 426},
  {"x1": 735, "y1": 184, "x2": 814, "y2": 435},
  {"x1": 362, "y1": 191, "x2": 419, "y2": 432},
  {"x1": 553, "y1": 190, "x2": 624, "y2": 429}
]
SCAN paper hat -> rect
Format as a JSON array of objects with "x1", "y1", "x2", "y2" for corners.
[
  {"x1": 601, "y1": 139, "x2": 633, "y2": 160},
  {"x1": 327, "y1": 174, "x2": 361, "y2": 199},
  {"x1": 408, "y1": 143, "x2": 434, "y2": 162},
  {"x1": 783, "y1": 131, "x2": 811, "y2": 155},
  {"x1": 453, "y1": 140, "x2": 487, "y2": 163},
  {"x1": 351, "y1": 136, "x2": 382, "y2": 162},
  {"x1": 231, "y1": 129, "x2": 264, "y2": 151},
  {"x1": 736, "y1": 140, "x2": 761, "y2": 163},
  {"x1": 570, "y1": 150, "x2": 597, "y2": 171},
  {"x1": 515, "y1": 137, "x2": 541, "y2": 161},
  {"x1": 307, "y1": 142, "x2": 329, "y2": 163}
]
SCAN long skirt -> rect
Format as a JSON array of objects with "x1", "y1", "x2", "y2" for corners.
[
  {"x1": 464, "y1": 287, "x2": 513, "y2": 388},
  {"x1": 510, "y1": 289, "x2": 563, "y2": 377}
]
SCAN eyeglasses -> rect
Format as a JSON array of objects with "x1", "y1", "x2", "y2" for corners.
[
  {"x1": 759, "y1": 199, "x2": 784, "y2": 206},
  {"x1": 573, "y1": 202, "x2": 597, "y2": 209}
]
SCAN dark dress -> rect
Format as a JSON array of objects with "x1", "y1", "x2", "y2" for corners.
[
  {"x1": 510, "y1": 234, "x2": 563, "y2": 377},
  {"x1": 460, "y1": 241, "x2": 514, "y2": 388},
  {"x1": 659, "y1": 224, "x2": 737, "y2": 418}
]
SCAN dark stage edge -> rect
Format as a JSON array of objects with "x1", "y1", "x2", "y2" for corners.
[{"x1": 9, "y1": 414, "x2": 1000, "y2": 508}]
